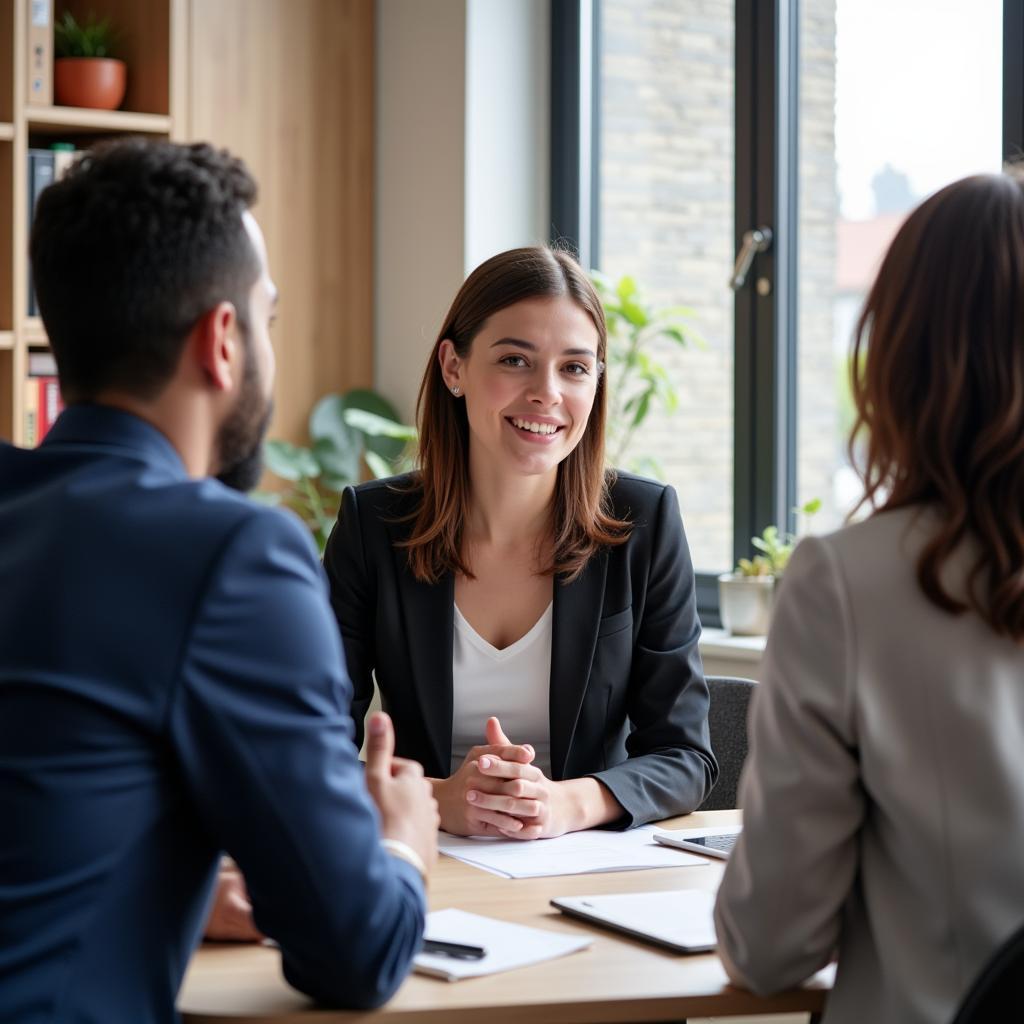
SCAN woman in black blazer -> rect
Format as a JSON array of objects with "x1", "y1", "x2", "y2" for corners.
[{"x1": 325, "y1": 247, "x2": 716, "y2": 838}]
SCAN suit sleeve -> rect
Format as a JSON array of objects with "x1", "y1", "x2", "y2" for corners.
[
  {"x1": 322, "y1": 485, "x2": 376, "y2": 752},
  {"x1": 168, "y1": 509, "x2": 424, "y2": 1010},
  {"x1": 714, "y1": 535, "x2": 863, "y2": 994},
  {"x1": 589, "y1": 484, "x2": 718, "y2": 826}
]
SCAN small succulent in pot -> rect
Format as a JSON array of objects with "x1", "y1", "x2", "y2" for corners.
[
  {"x1": 719, "y1": 499, "x2": 821, "y2": 635},
  {"x1": 54, "y1": 11, "x2": 127, "y2": 110}
]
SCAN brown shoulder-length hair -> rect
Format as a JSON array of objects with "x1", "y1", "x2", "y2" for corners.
[
  {"x1": 400, "y1": 245, "x2": 631, "y2": 584},
  {"x1": 850, "y1": 170, "x2": 1024, "y2": 639}
]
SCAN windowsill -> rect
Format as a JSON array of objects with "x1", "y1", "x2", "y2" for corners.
[{"x1": 699, "y1": 627, "x2": 767, "y2": 663}]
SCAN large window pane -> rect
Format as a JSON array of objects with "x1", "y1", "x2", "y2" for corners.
[
  {"x1": 598, "y1": 0, "x2": 734, "y2": 573},
  {"x1": 797, "y1": 0, "x2": 1004, "y2": 531}
]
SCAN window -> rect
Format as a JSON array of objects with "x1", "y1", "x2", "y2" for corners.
[
  {"x1": 552, "y1": 0, "x2": 1018, "y2": 622},
  {"x1": 796, "y1": 0, "x2": 1004, "y2": 531}
]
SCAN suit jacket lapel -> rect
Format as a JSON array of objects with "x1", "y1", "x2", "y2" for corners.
[
  {"x1": 550, "y1": 550, "x2": 608, "y2": 780},
  {"x1": 386, "y1": 522, "x2": 454, "y2": 778}
]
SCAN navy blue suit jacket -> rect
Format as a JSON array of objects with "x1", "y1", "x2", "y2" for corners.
[{"x1": 0, "y1": 406, "x2": 425, "y2": 1024}]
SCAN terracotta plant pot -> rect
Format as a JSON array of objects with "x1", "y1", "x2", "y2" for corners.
[{"x1": 54, "y1": 58, "x2": 127, "y2": 110}]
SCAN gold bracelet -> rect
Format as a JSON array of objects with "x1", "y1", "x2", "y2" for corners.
[{"x1": 380, "y1": 838, "x2": 428, "y2": 881}]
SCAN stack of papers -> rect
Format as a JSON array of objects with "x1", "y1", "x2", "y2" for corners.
[
  {"x1": 438, "y1": 824, "x2": 709, "y2": 878},
  {"x1": 414, "y1": 908, "x2": 592, "y2": 981}
]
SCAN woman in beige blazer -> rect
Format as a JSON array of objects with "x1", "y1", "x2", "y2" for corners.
[{"x1": 715, "y1": 171, "x2": 1024, "y2": 1024}]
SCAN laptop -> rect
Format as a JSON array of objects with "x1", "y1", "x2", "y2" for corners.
[{"x1": 550, "y1": 888, "x2": 717, "y2": 954}]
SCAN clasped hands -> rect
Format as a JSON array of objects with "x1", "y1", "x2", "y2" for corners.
[{"x1": 432, "y1": 716, "x2": 574, "y2": 840}]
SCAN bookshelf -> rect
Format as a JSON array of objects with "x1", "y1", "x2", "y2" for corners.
[
  {"x1": 26, "y1": 107, "x2": 173, "y2": 134},
  {"x1": 1, "y1": 0, "x2": 375, "y2": 450},
  {"x1": 1, "y1": 0, "x2": 180, "y2": 445}
]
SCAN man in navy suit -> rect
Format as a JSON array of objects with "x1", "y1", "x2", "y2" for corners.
[{"x1": 0, "y1": 139, "x2": 438, "y2": 1023}]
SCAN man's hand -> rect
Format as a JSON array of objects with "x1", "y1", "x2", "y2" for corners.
[
  {"x1": 431, "y1": 716, "x2": 537, "y2": 836},
  {"x1": 364, "y1": 711, "x2": 439, "y2": 874},
  {"x1": 204, "y1": 860, "x2": 263, "y2": 942}
]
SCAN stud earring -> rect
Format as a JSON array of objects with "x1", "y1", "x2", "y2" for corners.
[{"x1": 451, "y1": 386, "x2": 461, "y2": 396}]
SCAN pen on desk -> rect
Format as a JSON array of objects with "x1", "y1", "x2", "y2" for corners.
[{"x1": 421, "y1": 938, "x2": 487, "y2": 960}]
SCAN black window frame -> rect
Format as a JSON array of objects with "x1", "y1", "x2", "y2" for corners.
[{"x1": 552, "y1": 0, "x2": 1022, "y2": 626}]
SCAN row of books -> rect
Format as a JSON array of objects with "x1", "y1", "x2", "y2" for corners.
[
  {"x1": 27, "y1": 145, "x2": 82, "y2": 317},
  {"x1": 24, "y1": 351, "x2": 63, "y2": 447}
]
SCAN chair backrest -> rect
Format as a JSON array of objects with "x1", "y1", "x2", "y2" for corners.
[
  {"x1": 699, "y1": 675, "x2": 756, "y2": 811},
  {"x1": 949, "y1": 920, "x2": 1024, "y2": 1023}
]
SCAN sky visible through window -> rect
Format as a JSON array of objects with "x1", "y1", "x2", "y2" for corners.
[
  {"x1": 798, "y1": 0, "x2": 1004, "y2": 534},
  {"x1": 835, "y1": 0, "x2": 1002, "y2": 220}
]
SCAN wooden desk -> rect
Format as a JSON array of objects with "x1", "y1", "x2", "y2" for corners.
[{"x1": 179, "y1": 811, "x2": 829, "y2": 1023}]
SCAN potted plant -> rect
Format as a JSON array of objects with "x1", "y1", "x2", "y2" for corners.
[
  {"x1": 54, "y1": 11, "x2": 127, "y2": 110},
  {"x1": 718, "y1": 499, "x2": 821, "y2": 636},
  {"x1": 257, "y1": 388, "x2": 417, "y2": 555},
  {"x1": 591, "y1": 271, "x2": 701, "y2": 478}
]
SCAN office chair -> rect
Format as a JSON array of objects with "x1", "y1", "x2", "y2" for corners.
[
  {"x1": 949, "y1": 919, "x2": 1024, "y2": 1023},
  {"x1": 698, "y1": 675, "x2": 756, "y2": 811}
]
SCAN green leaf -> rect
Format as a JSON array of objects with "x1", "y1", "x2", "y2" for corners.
[
  {"x1": 312, "y1": 436, "x2": 359, "y2": 487},
  {"x1": 616, "y1": 275, "x2": 638, "y2": 300},
  {"x1": 250, "y1": 490, "x2": 283, "y2": 506},
  {"x1": 620, "y1": 297, "x2": 648, "y2": 328},
  {"x1": 343, "y1": 408, "x2": 418, "y2": 441},
  {"x1": 309, "y1": 394, "x2": 360, "y2": 451},
  {"x1": 364, "y1": 451, "x2": 394, "y2": 480},
  {"x1": 660, "y1": 325, "x2": 688, "y2": 346},
  {"x1": 338, "y1": 389, "x2": 411, "y2": 463},
  {"x1": 630, "y1": 391, "x2": 651, "y2": 429},
  {"x1": 263, "y1": 440, "x2": 320, "y2": 481}
]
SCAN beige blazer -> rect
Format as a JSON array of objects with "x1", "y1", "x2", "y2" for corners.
[{"x1": 715, "y1": 506, "x2": 1024, "y2": 1024}]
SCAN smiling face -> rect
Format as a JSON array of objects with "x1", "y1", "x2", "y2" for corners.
[{"x1": 439, "y1": 295, "x2": 602, "y2": 481}]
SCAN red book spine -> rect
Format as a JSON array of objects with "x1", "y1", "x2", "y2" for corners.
[{"x1": 37, "y1": 376, "x2": 62, "y2": 441}]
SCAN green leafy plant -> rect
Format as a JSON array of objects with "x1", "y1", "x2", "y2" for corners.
[
  {"x1": 736, "y1": 498, "x2": 822, "y2": 577},
  {"x1": 258, "y1": 389, "x2": 416, "y2": 553},
  {"x1": 590, "y1": 270, "x2": 700, "y2": 477},
  {"x1": 54, "y1": 10, "x2": 121, "y2": 58}
]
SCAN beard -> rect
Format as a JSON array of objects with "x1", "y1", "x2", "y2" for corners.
[{"x1": 214, "y1": 338, "x2": 274, "y2": 493}]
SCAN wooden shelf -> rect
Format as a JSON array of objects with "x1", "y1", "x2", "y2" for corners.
[
  {"x1": 23, "y1": 317, "x2": 48, "y2": 348},
  {"x1": 0, "y1": 330, "x2": 13, "y2": 350},
  {"x1": 26, "y1": 106, "x2": 172, "y2": 136},
  {"x1": 0, "y1": 123, "x2": 13, "y2": 142}
]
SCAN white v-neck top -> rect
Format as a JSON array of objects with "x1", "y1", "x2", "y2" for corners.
[{"x1": 449, "y1": 602, "x2": 553, "y2": 778}]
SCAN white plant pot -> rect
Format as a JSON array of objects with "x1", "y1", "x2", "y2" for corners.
[{"x1": 717, "y1": 573, "x2": 776, "y2": 636}]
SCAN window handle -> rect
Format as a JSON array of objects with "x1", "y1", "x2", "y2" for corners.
[{"x1": 729, "y1": 226, "x2": 773, "y2": 289}]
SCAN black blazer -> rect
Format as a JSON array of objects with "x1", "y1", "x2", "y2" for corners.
[{"x1": 323, "y1": 472, "x2": 718, "y2": 827}]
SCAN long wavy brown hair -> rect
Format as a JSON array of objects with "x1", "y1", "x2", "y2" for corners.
[
  {"x1": 850, "y1": 170, "x2": 1024, "y2": 638},
  {"x1": 401, "y1": 246, "x2": 631, "y2": 584}
]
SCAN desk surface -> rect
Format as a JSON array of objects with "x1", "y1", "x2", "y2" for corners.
[{"x1": 179, "y1": 811, "x2": 829, "y2": 1023}]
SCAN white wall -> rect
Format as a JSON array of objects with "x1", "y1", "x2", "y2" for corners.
[
  {"x1": 464, "y1": 0, "x2": 551, "y2": 273},
  {"x1": 375, "y1": 0, "x2": 467, "y2": 420},
  {"x1": 375, "y1": 0, "x2": 551, "y2": 422}
]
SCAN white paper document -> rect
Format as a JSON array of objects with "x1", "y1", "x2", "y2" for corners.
[
  {"x1": 414, "y1": 908, "x2": 592, "y2": 981},
  {"x1": 438, "y1": 824, "x2": 710, "y2": 878}
]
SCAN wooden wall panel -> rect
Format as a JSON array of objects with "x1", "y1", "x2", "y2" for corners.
[{"x1": 187, "y1": 0, "x2": 374, "y2": 445}]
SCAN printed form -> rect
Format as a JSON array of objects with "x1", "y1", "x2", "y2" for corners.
[{"x1": 438, "y1": 824, "x2": 710, "y2": 878}]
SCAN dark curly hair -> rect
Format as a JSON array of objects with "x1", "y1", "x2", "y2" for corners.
[
  {"x1": 850, "y1": 170, "x2": 1024, "y2": 639},
  {"x1": 30, "y1": 138, "x2": 259, "y2": 402}
]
